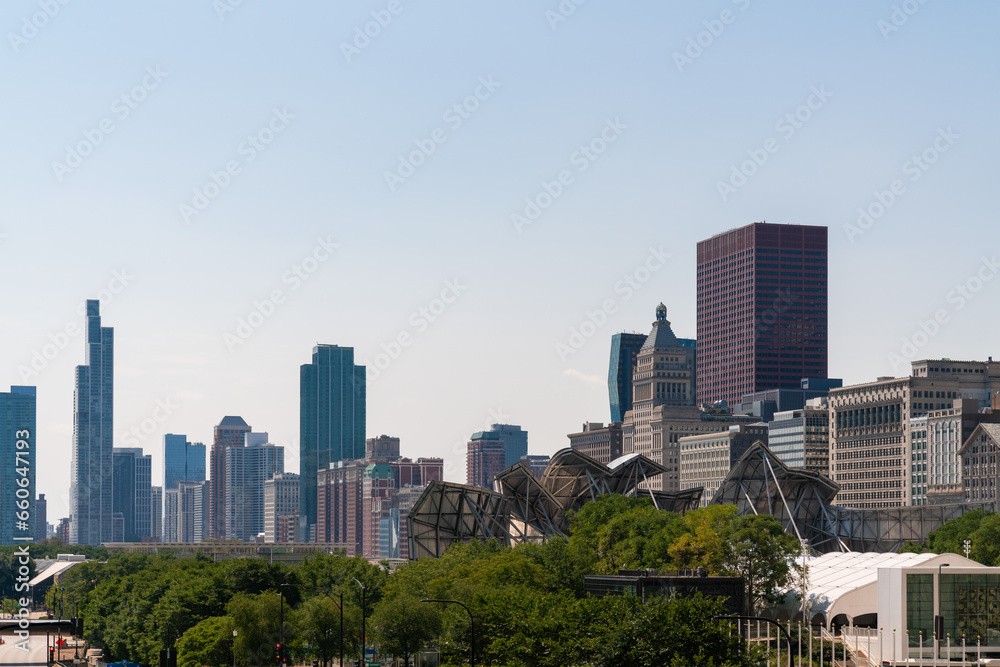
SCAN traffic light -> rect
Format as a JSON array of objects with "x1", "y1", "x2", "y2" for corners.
[
  {"x1": 276, "y1": 643, "x2": 283, "y2": 664},
  {"x1": 48, "y1": 647, "x2": 54, "y2": 665}
]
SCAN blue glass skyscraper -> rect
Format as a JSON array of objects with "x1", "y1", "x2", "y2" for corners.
[
  {"x1": 300, "y1": 344, "x2": 366, "y2": 541},
  {"x1": 0, "y1": 386, "x2": 36, "y2": 545},
  {"x1": 608, "y1": 333, "x2": 647, "y2": 423},
  {"x1": 164, "y1": 434, "x2": 206, "y2": 490},
  {"x1": 70, "y1": 299, "x2": 114, "y2": 545}
]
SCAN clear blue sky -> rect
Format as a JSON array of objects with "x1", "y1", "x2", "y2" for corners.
[{"x1": 3, "y1": 0, "x2": 998, "y2": 521}]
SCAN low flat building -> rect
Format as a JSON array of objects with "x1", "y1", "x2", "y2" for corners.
[{"x1": 585, "y1": 570, "x2": 745, "y2": 616}]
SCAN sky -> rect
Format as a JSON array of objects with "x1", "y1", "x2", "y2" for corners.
[{"x1": 2, "y1": 1, "x2": 999, "y2": 522}]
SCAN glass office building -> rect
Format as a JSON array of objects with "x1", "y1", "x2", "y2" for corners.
[
  {"x1": 164, "y1": 433, "x2": 206, "y2": 490},
  {"x1": 300, "y1": 344, "x2": 366, "y2": 541},
  {"x1": 0, "y1": 386, "x2": 36, "y2": 545}
]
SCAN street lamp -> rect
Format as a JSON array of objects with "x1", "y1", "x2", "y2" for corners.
[
  {"x1": 421, "y1": 599, "x2": 475, "y2": 667},
  {"x1": 352, "y1": 578, "x2": 367, "y2": 666}
]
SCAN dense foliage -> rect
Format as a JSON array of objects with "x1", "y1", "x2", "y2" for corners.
[
  {"x1": 20, "y1": 497, "x2": 804, "y2": 666},
  {"x1": 902, "y1": 509, "x2": 1000, "y2": 564}
]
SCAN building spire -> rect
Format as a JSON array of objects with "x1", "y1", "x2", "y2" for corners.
[{"x1": 655, "y1": 302, "x2": 667, "y2": 324}]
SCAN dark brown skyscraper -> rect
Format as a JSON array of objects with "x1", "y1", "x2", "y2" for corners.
[
  {"x1": 207, "y1": 416, "x2": 251, "y2": 540},
  {"x1": 696, "y1": 223, "x2": 828, "y2": 407}
]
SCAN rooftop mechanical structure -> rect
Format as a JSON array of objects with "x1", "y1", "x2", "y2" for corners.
[{"x1": 408, "y1": 448, "x2": 701, "y2": 559}]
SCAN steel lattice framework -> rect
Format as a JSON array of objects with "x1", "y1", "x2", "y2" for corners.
[
  {"x1": 712, "y1": 441, "x2": 999, "y2": 553},
  {"x1": 408, "y1": 448, "x2": 702, "y2": 559}
]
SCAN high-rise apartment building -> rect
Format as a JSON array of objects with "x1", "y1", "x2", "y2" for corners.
[
  {"x1": 225, "y1": 439, "x2": 283, "y2": 541},
  {"x1": 317, "y1": 449, "x2": 442, "y2": 555},
  {"x1": 264, "y1": 472, "x2": 300, "y2": 543},
  {"x1": 1, "y1": 386, "x2": 35, "y2": 545},
  {"x1": 164, "y1": 434, "x2": 206, "y2": 491},
  {"x1": 829, "y1": 359, "x2": 1000, "y2": 509},
  {"x1": 568, "y1": 422, "x2": 624, "y2": 465},
  {"x1": 300, "y1": 344, "x2": 366, "y2": 542},
  {"x1": 70, "y1": 300, "x2": 115, "y2": 545},
  {"x1": 466, "y1": 439, "x2": 506, "y2": 489},
  {"x1": 696, "y1": 223, "x2": 828, "y2": 407},
  {"x1": 112, "y1": 448, "x2": 152, "y2": 542},
  {"x1": 470, "y1": 424, "x2": 527, "y2": 469},
  {"x1": 609, "y1": 333, "x2": 647, "y2": 423},
  {"x1": 208, "y1": 416, "x2": 251, "y2": 539}
]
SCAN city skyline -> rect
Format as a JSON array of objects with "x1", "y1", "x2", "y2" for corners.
[{"x1": 4, "y1": 2, "x2": 999, "y2": 523}]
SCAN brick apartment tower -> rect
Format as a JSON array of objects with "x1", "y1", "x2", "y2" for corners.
[
  {"x1": 696, "y1": 223, "x2": 828, "y2": 407},
  {"x1": 207, "y1": 416, "x2": 251, "y2": 539}
]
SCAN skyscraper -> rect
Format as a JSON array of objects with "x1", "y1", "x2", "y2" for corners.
[
  {"x1": 35, "y1": 493, "x2": 47, "y2": 542},
  {"x1": 112, "y1": 447, "x2": 152, "y2": 542},
  {"x1": 225, "y1": 439, "x2": 283, "y2": 541},
  {"x1": 70, "y1": 300, "x2": 114, "y2": 546},
  {"x1": 696, "y1": 222, "x2": 828, "y2": 407},
  {"x1": 164, "y1": 434, "x2": 206, "y2": 491},
  {"x1": 1, "y1": 386, "x2": 36, "y2": 546},
  {"x1": 208, "y1": 416, "x2": 251, "y2": 539},
  {"x1": 470, "y1": 424, "x2": 527, "y2": 468},
  {"x1": 608, "y1": 333, "x2": 648, "y2": 423},
  {"x1": 300, "y1": 345, "x2": 366, "y2": 541}
]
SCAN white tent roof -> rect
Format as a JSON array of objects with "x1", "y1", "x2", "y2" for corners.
[{"x1": 776, "y1": 551, "x2": 979, "y2": 625}]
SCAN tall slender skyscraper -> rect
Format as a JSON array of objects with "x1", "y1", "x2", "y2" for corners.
[
  {"x1": 164, "y1": 434, "x2": 206, "y2": 490},
  {"x1": 1, "y1": 386, "x2": 36, "y2": 545},
  {"x1": 696, "y1": 223, "x2": 828, "y2": 407},
  {"x1": 208, "y1": 416, "x2": 251, "y2": 539},
  {"x1": 300, "y1": 345, "x2": 365, "y2": 541},
  {"x1": 225, "y1": 440, "x2": 284, "y2": 541},
  {"x1": 70, "y1": 300, "x2": 114, "y2": 545}
]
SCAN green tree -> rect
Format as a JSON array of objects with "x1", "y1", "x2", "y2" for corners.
[
  {"x1": 666, "y1": 504, "x2": 738, "y2": 572},
  {"x1": 294, "y1": 595, "x2": 360, "y2": 666},
  {"x1": 228, "y1": 592, "x2": 285, "y2": 666},
  {"x1": 968, "y1": 513, "x2": 1000, "y2": 565},
  {"x1": 371, "y1": 595, "x2": 440, "y2": 667},
  {"x1": 925, "y1": 509, "x2": 990, "y2": 555},
  {"x1": 177, "y1": 616, "x2": 233, "y2": 667},
  {"x1": 718, "y1": 514, "x2": 802, "y2": 614}
]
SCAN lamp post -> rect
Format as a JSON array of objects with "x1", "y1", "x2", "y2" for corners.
[
  {"x1": 421, "y1": 599, "x2": 475, "y2": 667},
  {"x1": 352, "y1": 578, "x2": 366, "y2": 666}
]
